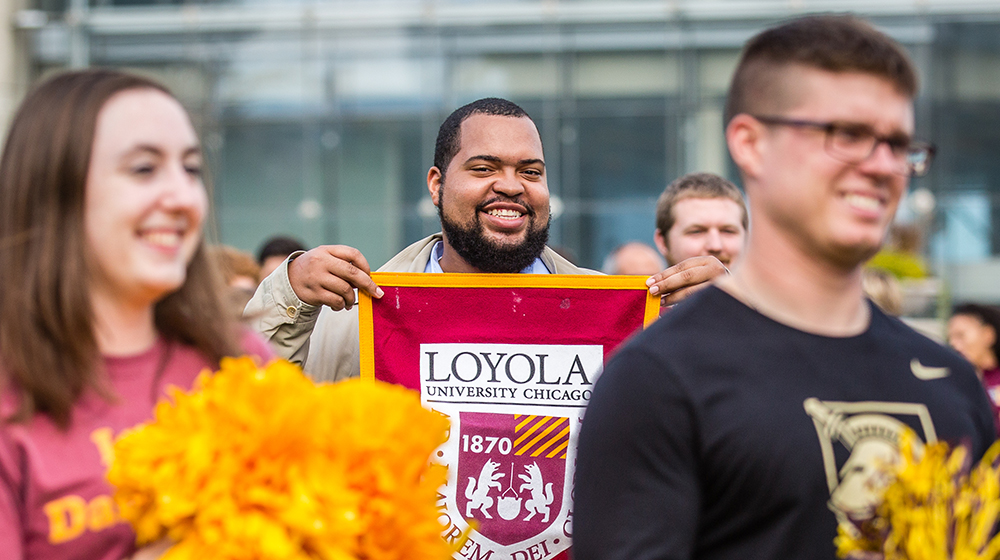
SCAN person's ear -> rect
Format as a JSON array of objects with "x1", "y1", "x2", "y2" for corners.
[
  {"x1": 727, "y1": 114, "x2": 767, "y2": 181},
  {"x1": 653, "y1": 228, "x2": 669, "y2": 261},
  {"x1": 427, "y1": 167, "x2": 443, "y2": 206}
]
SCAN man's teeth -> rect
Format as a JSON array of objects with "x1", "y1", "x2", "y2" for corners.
[
  {"x1": 845, "y1": 193, "x2": 881, "y2": 212},
  {"x1": 142, "y1": 231, "x2": 182, "y2": 247},
  {"x1": 487, "y1": 208, "x2": 523, "y2": 219}
]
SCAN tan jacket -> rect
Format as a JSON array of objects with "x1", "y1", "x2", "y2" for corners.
[{"x1": 245, "y1": 233, "x2": 598, "y2": 382}]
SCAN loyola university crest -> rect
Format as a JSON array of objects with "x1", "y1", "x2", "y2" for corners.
[
  {"x1": 423, "y1": 343, "x2": 598, "y2": 560},
  {"x1": 456, "y1": 412, "x2": 567, "y2": 546}
]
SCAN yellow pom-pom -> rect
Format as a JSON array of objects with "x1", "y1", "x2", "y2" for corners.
[
  {"x1": 835, "y1": 428, "x2": 1000, "y2": 560},
  {"x1": 108, "y1": 358, "x2": 452, "y2": 560}
]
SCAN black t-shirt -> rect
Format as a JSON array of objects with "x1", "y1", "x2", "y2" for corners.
[{"x1": 573, "y1": 286, "x2": 995, "y2": 560}]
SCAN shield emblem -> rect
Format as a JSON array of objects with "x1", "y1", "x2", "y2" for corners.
[{"x1": 456, "y1": 412, "x2": 568, "y2": 546}]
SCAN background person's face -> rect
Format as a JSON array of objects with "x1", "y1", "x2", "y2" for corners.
[
  {"x1": 948, "y1": 314, "x2": 997, "y2": 372},
  {"x1": 611, "y1": 243, "x2": 664, "y2": 276},
  {"x1": 659, "y1": 197, "x2": 746, "y2": 267},
  {"x1": 259, "y1": 254, "x2": 288, "y2": 281},
  {"x1": 84, "y1": 88, "x2": 207, "y2": 308},
  {"x1": 744, "y1": 67, "x2": 913, "y2": 269}
]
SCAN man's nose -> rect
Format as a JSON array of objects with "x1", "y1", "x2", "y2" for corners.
[
  {"x1": 705, "y1": 229, "x2": 723, "y2": 251},
  {"x1": 492, "y1": 169, "x2": 526, "y2": 196}
]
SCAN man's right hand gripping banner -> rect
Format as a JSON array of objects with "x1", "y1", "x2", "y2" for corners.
[{"x1": 359, "y1": 273, "x2": 659, "y2": 560}]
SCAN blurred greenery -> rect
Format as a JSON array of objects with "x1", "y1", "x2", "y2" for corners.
[{"x1": 867, "y1": 250, "x2": 929, "y2": 279}]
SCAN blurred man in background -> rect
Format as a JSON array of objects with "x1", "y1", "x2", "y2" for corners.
[
  {"x1": 602, "y1": 241, "x2": 666, "y2": 276},
  {"x1": 654, "y1": 171, "x2": 748, "y2": 269},
  {"x1": 256, "y1": 235, "x2": 306, "y2": 282}
]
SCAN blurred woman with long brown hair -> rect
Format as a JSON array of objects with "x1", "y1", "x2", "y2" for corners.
[{"x1": 0, "y1": 69, "x2": 273, "y2": 559}]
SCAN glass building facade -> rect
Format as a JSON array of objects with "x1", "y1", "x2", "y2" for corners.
[{"x1": 13, "y1": 1, "x2": 1000, "y2": 302}]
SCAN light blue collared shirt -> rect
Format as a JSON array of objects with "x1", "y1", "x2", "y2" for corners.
[{"x1": 423, "y1": 240, "x2": 551, "y2": 274}]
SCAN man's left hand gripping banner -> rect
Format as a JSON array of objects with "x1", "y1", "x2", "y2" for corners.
[{"x1": 359, "y1": 273, "x2": 660, "y2": 560}]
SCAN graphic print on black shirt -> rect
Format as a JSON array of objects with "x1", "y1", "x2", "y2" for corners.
[{"x1": 804, "y1": 398, "x2": 934, "y2": 531}]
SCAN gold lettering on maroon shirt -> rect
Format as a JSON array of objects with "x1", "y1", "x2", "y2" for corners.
[
  {"x1": 89, "y1": 427, "x2": 115, "y2": 468},
  {"x1": 43, "y1": 427, "x2": 123, "y2": 544}
]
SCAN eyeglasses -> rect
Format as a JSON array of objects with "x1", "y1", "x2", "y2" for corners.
[{"x1": 751, "y1": 115, "x2": 937, "y2": 177}]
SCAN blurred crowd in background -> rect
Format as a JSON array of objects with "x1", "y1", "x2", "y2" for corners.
[{"x1": 1, "y1": 1, "x2": 1000, "y2": 326}]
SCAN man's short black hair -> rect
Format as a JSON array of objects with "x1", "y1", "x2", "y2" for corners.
[
  {"x1": 434, "y1": 98, "x2": 530, "y2": 180},
  {"x1": 256, "y1": 235, "x2": 306, "y2": 265}
]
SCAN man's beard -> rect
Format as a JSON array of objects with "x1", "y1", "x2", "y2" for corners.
[{"x1": 438, "y1": 186, "x2": 550, "y2": 274}]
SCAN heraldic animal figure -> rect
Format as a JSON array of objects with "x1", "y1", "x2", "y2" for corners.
[
  {"x1": 519, "y1": 462, "x2": 554, "y2": 522},
  {"x1": 466, "y1": 459, "x2": 504, "y2": 519}
]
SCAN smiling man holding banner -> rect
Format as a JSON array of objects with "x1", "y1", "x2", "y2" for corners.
[{"x1": 246, "y1": 98, "x2": 727, "y2": 382}]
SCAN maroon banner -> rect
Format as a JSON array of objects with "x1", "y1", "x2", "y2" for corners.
[{"x1": 359, "y1": 273, "x2": 658, "y2": 560}]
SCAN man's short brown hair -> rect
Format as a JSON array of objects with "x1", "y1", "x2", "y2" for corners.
[
  {"x1": 655, "y1": 172, "x2": 748, "y2": 236},
  {"x1": 724, "y1": 15, "x2": 918, "y2": 126}
]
